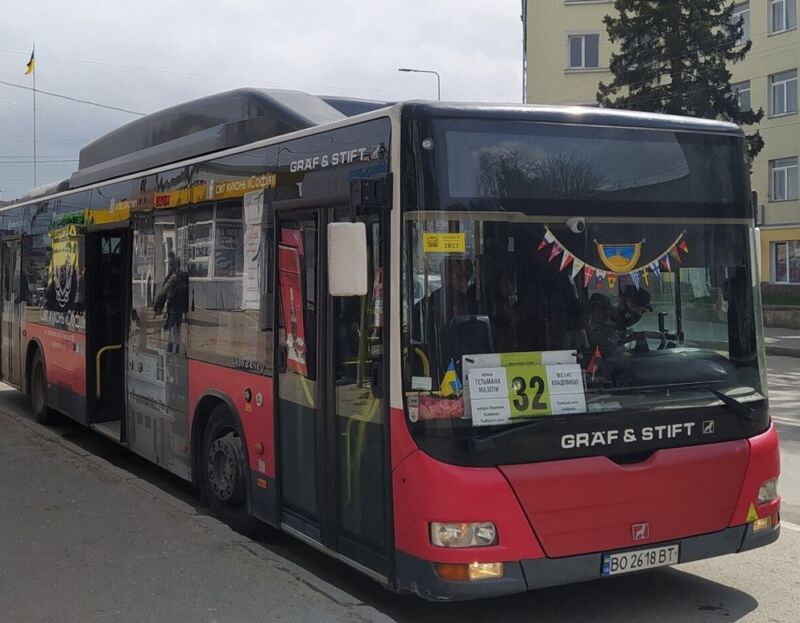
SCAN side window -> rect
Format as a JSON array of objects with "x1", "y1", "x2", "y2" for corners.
[
  {"x1": 186, "y1": 147, "x2": 277, "y2": 374},
  {"x1": 23, "y1": 202, "x2": 53, "y2": 322}
]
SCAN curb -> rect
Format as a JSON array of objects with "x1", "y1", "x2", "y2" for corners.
[
  {"x1": 0, "y1": 405, "x2": 394, "y2": 623},
  {"x1": 766, "y1": 346, "x2": 800, "y2": 358}
]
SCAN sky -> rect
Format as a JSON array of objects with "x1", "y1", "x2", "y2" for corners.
[{"x1": 0, "y1": 0, "x2": 523, "y2": 201}]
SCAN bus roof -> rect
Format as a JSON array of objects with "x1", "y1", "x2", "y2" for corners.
[
  {"x1": 5, "y1": 90, "x2": 744, "y2": 206},
  {"x1": 399, "y1": 101, "x2": 743, "y2": 135}
]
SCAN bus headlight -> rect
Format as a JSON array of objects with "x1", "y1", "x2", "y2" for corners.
[
  {"x1": 430, "y1": 522, "x2": 497, "y2": 547},
  {"x1": 758, "y1": 477, "x2": 779, "y2": 504}
]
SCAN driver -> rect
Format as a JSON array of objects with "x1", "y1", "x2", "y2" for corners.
[
  {"x1": 584, "y1": 285, "x2": 653, "y2": 357},
  {"x1": 618, "y1": 285, "x2": 653, "y2": 329}
]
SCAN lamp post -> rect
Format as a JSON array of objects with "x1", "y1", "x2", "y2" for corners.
[{"x1": 398, "y1": 68, "x2": 441, "y2": 101}]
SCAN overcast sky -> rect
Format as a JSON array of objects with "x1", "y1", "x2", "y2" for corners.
[{"x1": 0, "y1": 0, "x2": 523, "y2": 200}]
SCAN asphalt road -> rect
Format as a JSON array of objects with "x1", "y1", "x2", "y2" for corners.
[{"x1": 1, "y1": 355, "x2": 798, "y2": 622}]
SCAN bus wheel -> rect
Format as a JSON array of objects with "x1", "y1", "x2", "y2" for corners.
[
  {"x1": 201, "y1": 404, "x2": 261, "y2": 536},
  {"x1": 30, "y1": 351, "x2": 57, "y2": 425}
]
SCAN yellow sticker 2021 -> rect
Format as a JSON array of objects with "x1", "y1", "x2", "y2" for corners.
[{"x1": 423, "y1": 232, "x2": 466, "y2": 253}]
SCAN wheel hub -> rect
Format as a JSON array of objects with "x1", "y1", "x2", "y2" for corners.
[{"x1": 207, "y1": 432, "x2": 244, "y2": 502}]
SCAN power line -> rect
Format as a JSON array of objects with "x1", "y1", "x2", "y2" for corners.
[
  {"x1": 0, "y1": 79, "x2": 144, "y2": 115},
  {"x1": 0, "y1": 97, "x2": 117, "y2": 128},
  {"x1": 0, "y1": 48, "x2": 412, "y2": 98}
]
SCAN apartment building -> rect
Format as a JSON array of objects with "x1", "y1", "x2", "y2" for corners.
[{"x1": 523, "y1": 0, "x2": 799, "y2": 283}]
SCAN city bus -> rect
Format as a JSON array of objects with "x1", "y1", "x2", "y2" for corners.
[{"x1": 0, "y1": 89, "x2": 780, "y2": 600}]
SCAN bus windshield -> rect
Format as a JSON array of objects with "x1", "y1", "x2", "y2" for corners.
[{"x1": 401, "y1": 119, "x2": 766, "y2": 459}]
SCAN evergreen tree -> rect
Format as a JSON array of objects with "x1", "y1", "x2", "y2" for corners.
[{"x1": 597, "y1": 0, "x2": 764, "y2": 161}]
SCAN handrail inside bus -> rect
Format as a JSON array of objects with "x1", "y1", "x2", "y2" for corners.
[{"x1": 96, "y1": 344, "x2": 123, "y2": 399}]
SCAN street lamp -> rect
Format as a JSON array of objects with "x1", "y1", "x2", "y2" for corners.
[{"x1": 398, "y1": 68, "x2": 441, "y2": 101}]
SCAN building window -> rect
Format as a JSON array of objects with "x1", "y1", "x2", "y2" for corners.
[
  {"x1": 732, "y1": 2, "x2": 751, "y2": 44},
  {"x1": 733, "y1": 80, "x2": 751, "y2": 111},
  {"x1": 770, "y1": 0, "x2": 797, "y2": 33},
  {"x1": 770, "y1": 157, "x2": 799, "y2": 201},
  {"x1": 769, "y1": 69, "x2": 798, "y2": 115},
  {"x1": 568, "y1": 34, "x2": 600, "y2": 69},
  {"x1": 772, "y1": 241, "x2": 800, "y2": 282}
]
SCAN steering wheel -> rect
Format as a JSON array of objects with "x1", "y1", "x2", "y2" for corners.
[{"x1": 627, "y1": 330, "x2": 668, "y2": 352}]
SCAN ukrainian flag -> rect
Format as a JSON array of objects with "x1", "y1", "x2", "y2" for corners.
[
  {"x1": 439, "y1": 359, "x2": 462, "y2": 396},
  {"x1": 24, "y1": 47, "x2": 35, "y2": 75}
]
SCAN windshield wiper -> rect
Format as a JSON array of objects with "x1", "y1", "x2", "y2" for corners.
[
  {"x1": 470, "y1": 419, "x2": 548, "y2": 453},
  {"x1": 599, "y1": 381, "x2": 761, "y2": 425}
]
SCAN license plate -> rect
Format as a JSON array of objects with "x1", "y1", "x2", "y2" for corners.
[{"x1": 602, "y1": 544, "x2": 679, "y2": 576}]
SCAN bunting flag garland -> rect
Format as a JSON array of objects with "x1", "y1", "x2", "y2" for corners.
[{"x1": 536, "y1": 227, "x2": 688, "y2": 290}]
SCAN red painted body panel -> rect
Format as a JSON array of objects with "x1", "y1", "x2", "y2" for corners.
[
  {"x1": 728, "y1": 424, "x2": 781, "y2": 525},
  {"x1": 500, "y1": 440, "x2": 751, "y2": 558},
  {"x1": 26, "y1": 322, "x2": 86, "y2": 396},
  {"x1": 392, "y1": 448, "x2": 546, "y2": 563},
  {"x1": 390, "y1": 406, "x2": 419, "y2": 470},
  {"x1": 187, "y1": 360, "x2": 275, "y2": 478}
]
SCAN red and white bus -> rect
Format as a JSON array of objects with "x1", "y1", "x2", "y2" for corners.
[{"x1": 1, "y1": 89, "x2": 780, "y2": 600}]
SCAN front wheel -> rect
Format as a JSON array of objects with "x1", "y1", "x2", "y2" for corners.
[
  {"x1": 201, "y1": 404, "x2": 262, "y2": 537},
  {"x1": 30, "y1": 351, "x2": 57, "y2": 424}
]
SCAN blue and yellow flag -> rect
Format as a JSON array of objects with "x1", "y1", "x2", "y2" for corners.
[
  {"x1": 24, "y1": 47, "x2": 35, "y2": 75},
  {"x1": 439, "y1": 359, "x2": 462, "y2": 396}
]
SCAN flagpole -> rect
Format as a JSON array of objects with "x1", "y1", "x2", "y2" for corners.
[{"x1": 32, "y1": 43, "x2": 36, "y2": 187}]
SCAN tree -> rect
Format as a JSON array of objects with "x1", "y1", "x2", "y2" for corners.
[{"x1": 597, "y1": 0, "x2": 764, "y2": 161}]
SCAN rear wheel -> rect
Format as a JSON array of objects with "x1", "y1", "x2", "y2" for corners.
[
  {"x1": 30, "y1": 351, "x2": 57, "y2": 425},
  {"x1": 201, "y1": 404, "x2": 262, "y2": 536}
]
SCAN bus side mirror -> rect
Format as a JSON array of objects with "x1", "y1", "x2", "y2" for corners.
[{"x1": 328, "y1": 222, "x2": 368, "y2": 296}]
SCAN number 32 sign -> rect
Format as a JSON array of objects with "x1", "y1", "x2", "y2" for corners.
[{"x1": 468, "y1": 363, "x2": 587, "y2": 426}]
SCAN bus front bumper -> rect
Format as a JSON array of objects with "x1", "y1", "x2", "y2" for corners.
[{"x1": 396, "y1": 521, "x2": 779, "y2": 602}]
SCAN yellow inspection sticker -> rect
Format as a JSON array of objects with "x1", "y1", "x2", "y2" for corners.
[{"x1": 423, "y1": 232, "x2": 466, "y2": 253}]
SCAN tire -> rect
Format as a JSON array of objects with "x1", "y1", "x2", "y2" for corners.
[
  {"x1": 29, "y1": 351, "x2": 57, "y2": 425},
  {"x1": 201, "y1": 404, "x2": 262, "y2": 537}
]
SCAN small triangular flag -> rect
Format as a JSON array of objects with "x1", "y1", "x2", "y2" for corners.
[
  {"x1": 607, "y1": 274, "x2": 618, "y2": 289},
  {"x1": 650, "y1": 262, "x2": 662, "y2": 279},
  {"x1": 630, "y1": 271, "x2": 641, "y2": 289},
  {"x1": 571, "y1": 258, "x2": 585, "y2": 280},
  {"x1": 660, "y1": 254, "x2": 671, "y2": 272},
  {"x1": 596, "y1": 269, "x2": 607, "y2": 286},
  {"x1": 559, "y1": 251, "x2": 574, "y2": 272},
  {"x1": 642, "y1": 270, "x2": 650, "y2": 287},
  {"x1": 548, "y1": 243, "x2": 563, "y2": 263},
  {"x1": 669, "y1": 245, "x2": 682, "y2": 263},
  {"x1": 544, "y1": 230, "x2": 556, "y2": 244},
  {"x1": 537, "y1": 239, "x2": 548, "y2": 252},
  {"x1": 583, "y1": 265, "x2": 595, "y2": 288},
  {"x1": 678, "y1": 239, "x2": 689, "y2": 254}
]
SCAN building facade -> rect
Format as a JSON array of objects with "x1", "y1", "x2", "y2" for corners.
[{"x1": 523, "y1": 0, "x2": 799, "y2": 283}]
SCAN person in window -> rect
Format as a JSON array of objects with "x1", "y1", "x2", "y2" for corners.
[
  {"x1": 416, "y1": 256, "x2": 477, "y2": 381},
  {"x1": 154, "y1": 252, "x2": 189, "y2": 353},
  {"x1": 584, "y1": 285, "x2": 652, "y2": 357}
]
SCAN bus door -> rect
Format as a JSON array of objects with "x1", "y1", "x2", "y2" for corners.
[
  {"x1": 0, "y1": 237, "x2": 23, "y2": 387},
  {"x1": 274, "y1": 192, "x2": 390, "y2": 578},
  {"x1": 85, "y1": 227, "x2": 131, "y2": 437}
]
